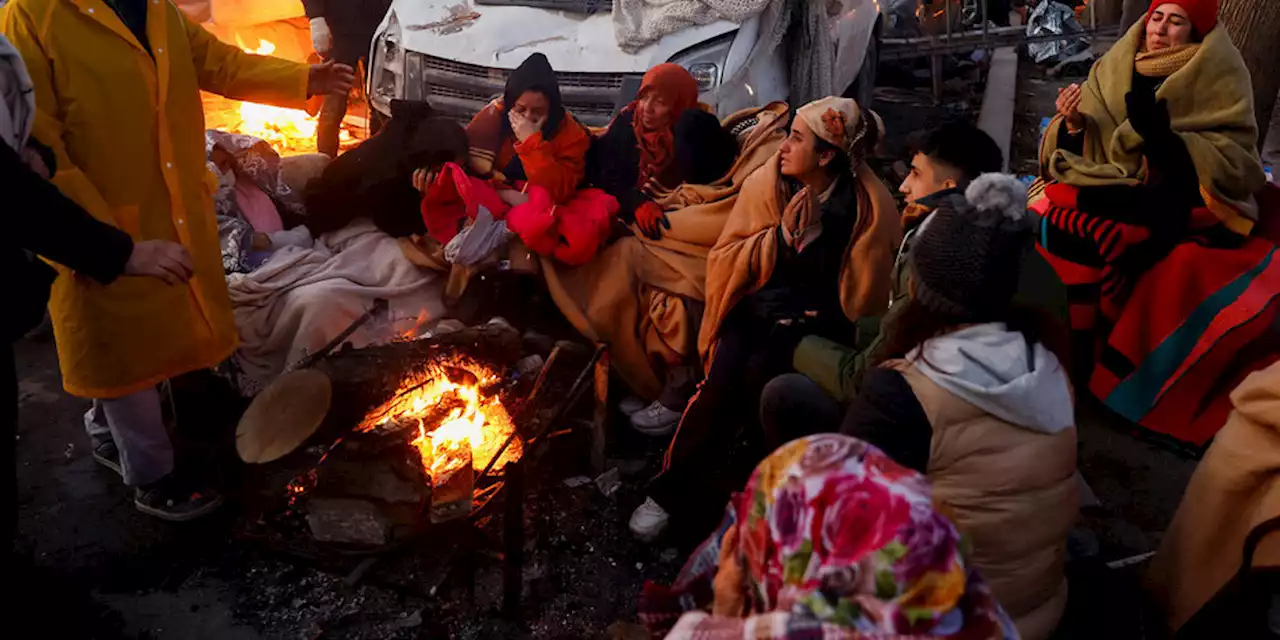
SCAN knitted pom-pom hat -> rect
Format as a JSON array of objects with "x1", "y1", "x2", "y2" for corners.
[{"x1": 908, "y1": 173, "x2": 1032, "y2": 321}]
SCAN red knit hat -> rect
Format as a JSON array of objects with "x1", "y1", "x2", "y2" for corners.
[{"x1": 1147, "y1": 0, "x2": 1219, "y2": 38}]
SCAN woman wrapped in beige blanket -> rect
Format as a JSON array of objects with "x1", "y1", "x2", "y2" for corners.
[{"x1": 541, "y1": 102, "x2": 791, "y2": 427}]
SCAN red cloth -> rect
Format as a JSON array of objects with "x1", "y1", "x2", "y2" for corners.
[
  {"x1": 628, "y1": 63, "x2": 699, "y2": 188},
  {"x1": 506, "y1": 185, "x2": 619, "y2": 266},
  {"x1": 1148, "y1": 0, "x2": 1218, "y2": 38},
  {"x1": 420, "y1": 162, "x2": 511, "y2": 244}
]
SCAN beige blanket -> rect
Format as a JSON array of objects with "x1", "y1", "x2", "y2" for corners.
[
  {"x1": 1039, "y1": 22, "x2": 1265, "y2": 234},
  {"x1": 698, "y1": 153, "x2": 900, "y2": 362},
  {"x1": 543, "y1": 103, "x2": 790, "y2": 400},
  {"x1": 227, "y1": 219, "x2": 445, "y2": 395},
  {"x1": 1147, "y1": 362, "x2": 1280, "y2": 632}
]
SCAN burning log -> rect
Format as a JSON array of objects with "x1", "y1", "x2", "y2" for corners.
[
  {"x1": 428, "y1": 444, "x2": 474, "y2": 524},
  {"x1": 236, "y1": 318, "x2": 522, "y2": 464}
]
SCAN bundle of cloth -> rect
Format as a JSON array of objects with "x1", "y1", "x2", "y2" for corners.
[
  {"x1": 207, "y1": 130, "x2": 316, "y2": 274},
  {"x1": 506, "y1": 186, "x2": 619, "y2": 266},
  {"x1": 543, "y1": 101, "x2": 790, "y2": 400},
  {"x1": 639, "y1": 434, "x2": 1018, "y2": 640},
  {"x1": 223, "y1": 219, "x2": 444, "y2": 396},
  {"x1": 1032, "y1": 6, "x2": 1278, "y2": 447}
]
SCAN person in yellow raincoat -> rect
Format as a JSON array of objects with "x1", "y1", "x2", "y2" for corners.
[{"x1": 0, "y1": 0, "x2": 354, "y2": 520}]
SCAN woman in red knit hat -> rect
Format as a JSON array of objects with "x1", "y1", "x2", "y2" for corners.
[{"x1": 1032, "y1": 0, "x2": 1276, "y2": 448}]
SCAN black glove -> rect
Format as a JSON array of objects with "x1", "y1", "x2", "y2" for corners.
[
  {"x1": 1125, "y1": 90, "x2": 1174, "y2": 147},
  {"x1": 1076, "y1": 183, "x2": 1189, "y2": 231}
]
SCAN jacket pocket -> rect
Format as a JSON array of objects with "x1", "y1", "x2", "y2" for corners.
[{"x1": 114, "y1": 205, "x2": 142, "y2": 238}]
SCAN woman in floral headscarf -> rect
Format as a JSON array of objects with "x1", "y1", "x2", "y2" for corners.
[
  {"x1": 639, "y1": 434, "x2": 1016, "y2": 640},
  {"x1": 630, "y1": 97, "x2": 901, "y2": 542}
]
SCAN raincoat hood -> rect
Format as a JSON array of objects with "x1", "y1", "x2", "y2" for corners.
[{"x1": 911, "y1": 322, "x2": 1074, "y2": 433}]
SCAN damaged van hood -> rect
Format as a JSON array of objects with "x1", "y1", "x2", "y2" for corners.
[{"x1": 383, "y1": 0, "x2": 741, "y2": 71}]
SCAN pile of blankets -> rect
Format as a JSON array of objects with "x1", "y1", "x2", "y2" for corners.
[
  {"x1": 224, "y1": 219, "x2": 444, "y2": 396},
  {"x1": 613, "y1": 0, "x2": 834, "y2": 106}
]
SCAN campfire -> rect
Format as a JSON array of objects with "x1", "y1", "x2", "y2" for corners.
[
  {"x1": 201, "y1": 36, "x2": 362, "y2": 155},
  {"x1": 358, "y1": 358, "x2": 523, "y2": 521}
]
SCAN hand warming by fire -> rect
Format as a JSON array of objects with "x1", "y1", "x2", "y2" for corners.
[{"x1": 201, "y1": 37, "x2": 358, "y2": 155}]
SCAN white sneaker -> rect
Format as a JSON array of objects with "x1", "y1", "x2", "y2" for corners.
[
  {"x1": 630, "y1": 401, "x2": 681, "y2": 436},
  {"x1": 619, "y1": 396, "x2": 647, "y2": 417},
  {"x1": 629, "y1": 497, "x2": 669, "y2": 542}
]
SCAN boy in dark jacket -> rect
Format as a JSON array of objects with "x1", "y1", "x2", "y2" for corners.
[{"x1": 760, "y1": 123, "x2": 1068, "y2": 445}]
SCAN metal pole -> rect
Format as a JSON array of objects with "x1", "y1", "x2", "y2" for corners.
[
  {"x1": 945, "y1": 0, "x2": 953, "y2": 43},
  {"x1": 981, "y1": 0, "x2": 989, "y2": 52}
]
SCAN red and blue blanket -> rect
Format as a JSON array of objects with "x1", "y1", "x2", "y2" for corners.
[{"x1": 1032, "y1": 182, "x2": 1280, "y2": 447}]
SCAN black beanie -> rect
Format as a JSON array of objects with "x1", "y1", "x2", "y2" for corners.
[{"x1": 909, "y1": 173, "x2": 1031, "y2": 321}]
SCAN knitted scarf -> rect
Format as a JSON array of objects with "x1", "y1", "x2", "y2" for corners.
[{"x1": 1135, "y1": 43, "x2": 1199, "y2": 78}]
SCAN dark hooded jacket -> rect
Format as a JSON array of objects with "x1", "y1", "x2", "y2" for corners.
[{"x1": 587, "y1": 108, "x2": 738, "y2": 219}]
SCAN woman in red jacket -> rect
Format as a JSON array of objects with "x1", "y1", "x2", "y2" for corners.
[{"x1": 464, "y1": 53, "x2": 590, "y2": 206}]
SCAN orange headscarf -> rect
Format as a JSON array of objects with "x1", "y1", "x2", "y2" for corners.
[{"x1": 630, "y1": 63, "x2": 699, "y2": 188}]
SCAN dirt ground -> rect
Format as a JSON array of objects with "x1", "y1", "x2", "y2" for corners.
[{"x1": 9, "y1": 52, "x2": 1205, "y2": 639}]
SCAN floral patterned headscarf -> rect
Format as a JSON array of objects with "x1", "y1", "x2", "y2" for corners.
[
  {"x1": 796, "y1": 97, "x2": 877, "y2": 161},
  {"x1": 641, "y1": 434, "x2": 1015, "y2": 640}
]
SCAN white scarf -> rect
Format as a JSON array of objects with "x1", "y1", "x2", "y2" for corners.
[{"x1": 0, "y1": 32, "x2": 34, "y2": 151}]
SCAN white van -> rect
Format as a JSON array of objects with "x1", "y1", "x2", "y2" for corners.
[{"x1": 365, "y1": 0, "x2": 884, "y2": 127}]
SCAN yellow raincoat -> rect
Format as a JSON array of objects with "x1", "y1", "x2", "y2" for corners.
[{"x1": 1, "y1": 0, "x2": 309, "y2": 398}]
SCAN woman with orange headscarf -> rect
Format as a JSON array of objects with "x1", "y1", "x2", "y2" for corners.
[
  {"x1": 582, "y1": 63, "x2": 741, "y2": 434},
  {"x1": 588, "y1": 64, "x2": 735, "y2": 241}
]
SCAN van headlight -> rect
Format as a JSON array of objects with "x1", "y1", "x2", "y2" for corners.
[
  {"x1": 669, "y1": 34, "x2": 735, "y2": 94},
  {"x1": 368, "y1": 12, "x2": 428, "y2": 113}
]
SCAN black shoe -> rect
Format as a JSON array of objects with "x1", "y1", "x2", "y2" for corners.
[
  {"x1": 134, "y1": 476, "x2": 223, "y2": 522},
  {"x1": 91, "y1": 439, "x2": 122, "y2": 478}
]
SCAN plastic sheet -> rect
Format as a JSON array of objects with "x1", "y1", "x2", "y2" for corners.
[{"x1": 1026, "y1": 0, "x2": 1090, "y2": 65}]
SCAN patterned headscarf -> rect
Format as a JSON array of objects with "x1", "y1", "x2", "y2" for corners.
[
  {"x1": 796, "y1": 97, "x2": 877, "y2": 161},
  {"x1": 641, "y1": 434, "x2": 1015, "y2": 640}
]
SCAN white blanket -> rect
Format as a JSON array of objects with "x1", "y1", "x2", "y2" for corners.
[
  {"x1": 227, "y1": 219, "x2": 445, "y2": 395},
  {"x1": 612, "y1": 0, "x2": 770, "y2": 53}
]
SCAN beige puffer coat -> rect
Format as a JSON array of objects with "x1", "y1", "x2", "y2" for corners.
[{"x1": 895, "y1": 360, "x2": 1078, "y2": 640}]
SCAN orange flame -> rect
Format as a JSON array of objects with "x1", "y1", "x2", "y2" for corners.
[
  {"x1": 363, "y1": 358, "x2": 521, "y2": 480},
  {"x1": 202, "y1": 37, "x2": 356, "y2": 156}
]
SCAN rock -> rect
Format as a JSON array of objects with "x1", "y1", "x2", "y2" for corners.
[
  {"x1": 521, "y1": 330, "x2": 556, "y2": 356},
  {"x1": 314, "y1": 456, "x2": 427, "y2": 505},
  {"x1": 306, "y1": 497, "x2": 392, "y2": 546},
  {"x1": 397, "y1": 610, "x2": 424, "y2": 628},
  {"x1": 430, "y1": 319, "x2": 467, "y2": 337}
]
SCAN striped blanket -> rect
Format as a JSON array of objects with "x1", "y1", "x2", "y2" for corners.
[{"x1": 1032, "y1": 181, "x2": 1280, "y2": 447}]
